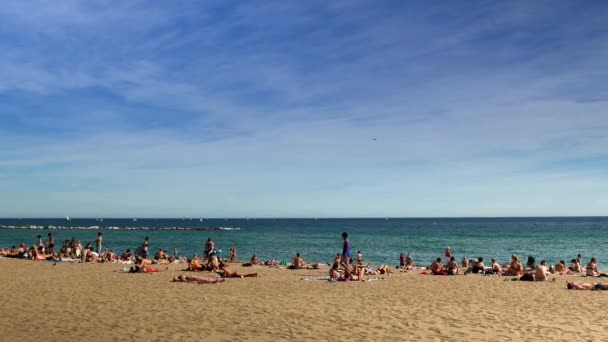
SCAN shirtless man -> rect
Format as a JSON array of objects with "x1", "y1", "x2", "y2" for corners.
[
  {"x1": 471, "y1": 257, "x2": 485, "y2": 274},
  {"x1": 217, "y1": 264, "x2": 258, "y2": 278},
  {"x1": 491, "y1": 258, "x2": 502, "y2": 274},
  {"x1": 446, "y1": 256, "x2": 459, "y2": 275},
  {"x1": 291, "y1": 252, "x2": 310, "y2": 269},
  {"x1": 554, "y1": 260, "x2": 575, "y2": 275},
  {"x1": 461, "y1": 257, "x2": 469, "y2": 269},
  {"x1": 188, "y1": 257, "x2": 205, "y2": 271},
  {"x1": 535, "y1": 260, "x2": 550, "y2": 281},
  {"x1": 431, "y1": 258, "x2": 446, "y2": 275}
]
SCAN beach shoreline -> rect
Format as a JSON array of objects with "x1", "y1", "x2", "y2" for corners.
[{"x1": 2, "y1": 258, "x2": 607, "y2": 341}]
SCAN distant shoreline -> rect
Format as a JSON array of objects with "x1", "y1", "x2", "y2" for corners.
[{"x1": 0, "y1": 225, "x2": 240, "y2": 231}]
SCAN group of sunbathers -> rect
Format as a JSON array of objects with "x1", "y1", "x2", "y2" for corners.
[{"x1": 424, "y1": 250, "x2": 607, "y2": 282}]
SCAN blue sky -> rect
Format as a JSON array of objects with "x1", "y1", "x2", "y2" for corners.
[{"x1": 1, "y1": 1, "x2": 607, "y2": 218}]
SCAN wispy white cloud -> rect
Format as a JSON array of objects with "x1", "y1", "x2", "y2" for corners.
[{"x1": 0, "y1": 1, "x2": 607, "y2": 217}]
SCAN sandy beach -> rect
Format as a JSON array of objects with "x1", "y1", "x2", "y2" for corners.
[{"x1": 1, "y1": 258, "x2": 607, "y2": 341}]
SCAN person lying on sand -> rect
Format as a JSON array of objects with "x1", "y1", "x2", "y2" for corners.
[
  {"x1": 340, "y1": 261, "x2": 365, "y2": 281},
  {"x1": 365, "y1": 264, "x2": 392, "y2": 275},
  {"x1": 567, "y1": 281, "x2": 608, "y2": 290},
  {"x1": 554, "y1": 260, "x2": 575, "y2": 275},
  {"x1": 130, "y1": 256, "x2": 168, "y2": 273},
  {"x1": 172, "y1": 275, "x2": 225, "y2": 284},
  {"x1": 217, "y1": 264, "x2": 258, "y2": 278}
]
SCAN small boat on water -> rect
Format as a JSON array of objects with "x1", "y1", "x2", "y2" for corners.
[{"x1": 66, "y1": 214, "x2": 71, "y2": 221}]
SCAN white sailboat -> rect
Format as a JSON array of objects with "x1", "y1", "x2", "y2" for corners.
[{"x1": 66, "y1": 214, "x2": 71, "y2": 221}]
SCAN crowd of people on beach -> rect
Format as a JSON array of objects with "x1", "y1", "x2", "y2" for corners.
[{"x1": 1, "y1": 231, "x2": 606, "y2": 289}]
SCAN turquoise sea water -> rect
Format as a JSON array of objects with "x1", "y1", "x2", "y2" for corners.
[{"x1": 1, "y1": 217, "x2": 607, "y2": 268}]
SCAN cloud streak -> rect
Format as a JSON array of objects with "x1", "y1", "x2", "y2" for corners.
[{"x1": 0, "y1": 1, "x2": 607, "y2": 217}]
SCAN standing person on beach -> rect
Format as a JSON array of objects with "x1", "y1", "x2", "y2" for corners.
[
  {"x1": 204, "y1": 238, "x2": 215, "y2": 261},
  {"x1": 445, "y1": 246, "x2": 452, "y2": 264},
  {"x1": 340, "y1": 232, "x2": 351, "y2": 264},
  {"x1": 95, "y1": 232, "x2": 103, "y2": 254},
  {"x1": 47, "y1": 233, "x2": 55, "y2": 256},
  {"x1": 143, "y1": 236, "x2": 150, "y2": 258}
]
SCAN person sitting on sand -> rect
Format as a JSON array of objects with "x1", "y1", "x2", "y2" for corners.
[
  {"x1": 585, "y1": 257, "x2": 608, "y2": 277},
  {"x1": 569, "y1": 259, "x2": 583, "y2": 273},
  {"x1": 172, "y1": 275, "x2": 225, "y2": 284},
  {"x1": 405, "y1": 253, "x2": 413, "y2": 267},
  {"x1": 217, "y1": 264, "x2": 258, "y2": 278},
  {"x1": 554, "y1": 260, "x2": 575, "y2": 275},
  {"x1": 207, "y1": 252, "x2": 220, "y2": 272},
  {"x1": 535, "y1": 260, "x2": 550, "y2": 281},
  {"x1": 471, "y1": 257, "x2": 485, "y2": 274},
  {"x1": 431, "y1": 258, "x2": 446, "y2": 275},
  {"x1": 342, "y1": 260, "x2": 365, "y2": 281},
  {"x1": 507, "y1": 255, "x2": 524, "y2": 276},
  {"x1": 446, "y1": 256, "x2": 459, "y2": 275},
  {"x1": 120, "y1": 249, "x2": 132, "y2": 262},
  {"x1": 187, "y1": 257, "x2": 205, "y2": 271},
  {"x1": 567, "y1": 281, "x2": 608, "y2": 290},
  {"x1": 491, "y1": 258, "x2": 502, "y2": 275},
  {"x1": 289, "y1": 252, "x2": 310, "y2": 269},
  {"x1": 461, "y1": 257, "x2": 469, "y2": 269},
  {"x1": 357, "y1": 251, "x2": 363, "y2": 265}
]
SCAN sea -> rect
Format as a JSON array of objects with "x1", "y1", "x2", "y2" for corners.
[{"x1": 1, "y1": 217, "x2": 607, "y2": 268}]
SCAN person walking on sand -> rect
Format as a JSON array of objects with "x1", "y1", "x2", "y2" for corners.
[
  {"x1": 340, "y1": 232, "x2": 351, "y2": 264},
  {"x1": 95, "y1": 232, "x2": 103, "y2": 254}
]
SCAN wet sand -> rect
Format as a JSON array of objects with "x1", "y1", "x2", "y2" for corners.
[{"x1": 1, "y1": 258, "x2": 606, "y2": 341}]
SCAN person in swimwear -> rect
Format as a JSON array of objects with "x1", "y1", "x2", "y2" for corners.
[
  {"x1": 491, "y1": 258, "x2": 502, "y2": 275},
  {"x1": 507, "y1": 255, "x2": 524, "y2": 276},
  {"x1": 356, "y1": 251, "x2": 363, "y2": 265},
  {"x1": 290, "y1": 252, "x2": 310, "y2": 269},
  {"x1": 341, "y1": 260, "x2": 365, "y2": 281},
  {"x1": 585, "y1": 257, "x2": 607, "y2": 277},
  {"x1": 567, "y1": 281, "x2": 608, "y2": 290},
  {"x1": 217, "y1": 264, "x2": 258, "y2": 278},
  {"x1": 535, "y1": 260, "x2": 550, "y2": 281},
  {"x1": 95, "y1": 232, "x2": 103, "y2": 254},
  {"x1": 431, "y1": 258, "x2": 446, "y2": 275},
  {"x1": 340, "y1": 232, "x2": 351, "y2": 264},
  {"x1": 172, "y1": 275, "x2": 225, "y2": 284},
  {"x1": 471, "y1": 257, "x2": 485, "y2": 274},
  {"x1": 569, "y1": 259, "x2": 583, "y2": 273},
  {"x1": 405, "y1": 253, "x2": 413, "y2": 268},
  {"x1": 461, "y1": 256, "x2": 469, "y2": 269},
  {"x1": 554, "y1": 260, "x2": 575, "y2": 275},
  {"x1": 188, "y1": 257, "x2": 205, "y2": 271},
  {"x1": 446, "y1": 256, "x2": 459, "y2": 275}
]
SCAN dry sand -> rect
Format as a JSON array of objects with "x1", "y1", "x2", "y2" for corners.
[{"x1": 1, "y1": 258, "x2": 607, "y2": 341}]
